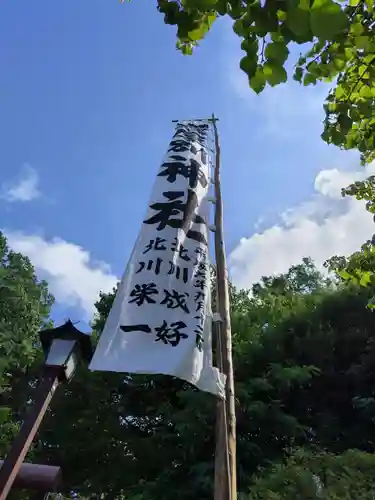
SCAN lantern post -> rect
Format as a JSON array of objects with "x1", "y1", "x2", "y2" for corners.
[{"x1": 0, "y1": 320, "x2": 93, "y2": 500}]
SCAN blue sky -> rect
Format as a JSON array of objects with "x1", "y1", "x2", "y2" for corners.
[{"x1": 1, "y1": 0, "x2": 374, "y2": 327}]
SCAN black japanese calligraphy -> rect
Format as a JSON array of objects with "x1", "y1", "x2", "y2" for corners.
[
  {"x1": 196, "y1": 301, "x2": 204, "y2": 312},
  {"x1": 194, "y1": 279, "x2": 206, "y2": 290},
  {"x1": 174, "y1": 124, "x2": 206, "y2": 138},
  {"x1": 143, "y1": 237, "x2": 167, "y2": 254},
  {"x1": 161, "y1": 289, "x2": 189, "y2": 313},
  {"x1": 173, "y1": 124, "x2": 208, "y2": 147},
  {"x1": 168, "y1": 143, "x2": 207, "y2": 164},
  {"x1": 168, "y1": 261, "x2": 189, "y2": 283},
  {"x1": 155, "y1": 320, "x2": 188, "y2": 347},
  {"x1": 167, "y1": 138, "x2": 190, "y2": 153},
  {"x1": 194, "y1": 262, "x2": 207, "y2": 278},
  {"x1": 120, "y1": 324, "x2": 152, "y2": 333},
  {"x1": 120, "y1": 320, "x2": 189, "y2": 347},
  {"x1": 174, "y1": 128, "x2": 206, "y2": 142},
  {"x1": 194, "y1": 312, "x2": 204, "y2": 322},
  {"x1": 194, "y1": 247, "x2": 208, "y2": 266},
  {"x1": 171, "y1": 237, "x2": 190, "y2": 261},
  {"x1": 136, "y1": 258, "x2": 162, "y2": 275},
  {"x1": 159, "y1": 157, "x2": 208, "y2": 188},
  {"x1": 143, "y1": 190, "x2": 207, "y2": 246},
  {"x1": 195, "y1": 247, "x2": 207, "y2": 258},
  {"x1": 169, "y1": 124, "x2": 208, "y2": 164},
  {"x1": 175, "y1": 122, "x2": 208, "y2": 133},
  {"x1": 129, "y1": 283, "x2": 158, "y2": 306},
  {"x1": 142, "y1": 237, "x2": 192, "y2": 261},
  {"x1": 193, "y1": 250, "x2": 207, "y2": 317}
]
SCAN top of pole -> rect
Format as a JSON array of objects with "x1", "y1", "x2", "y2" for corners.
[
  {"x1": 171, "y1": 115, "x2": 219, "y2": 123},
  {"x1": 210, "y1": 113, "x2": 219, "y2": 123}
]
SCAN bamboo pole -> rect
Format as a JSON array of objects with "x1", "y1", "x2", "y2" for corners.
[
  {"x1": 214, "y1": 317, "x2": 229, "y2": 500},
  {"x1": 170, "y1": 116, "x2": 236, "y2": 500},
  {"x1": 211, "y1": 115, "x2": 237, "y2": 500}
]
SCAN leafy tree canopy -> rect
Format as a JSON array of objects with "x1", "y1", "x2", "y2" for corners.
[
  {"x1": 323, "y1": 176, "x2": 375, "y2": 298},
  {"x1": 248, "y1": 448, "x2": 375, "y2": 499},
  {"x1": 128, "y1": 0, "x2": 375, "y2": 165},
  {"x1": 31, "y1": 258, "x2": 375, "y2": 500},
  {"x1": 0, "y1": 231, "x2": 54, "y2": 458},
  {"x1": 2, "y1": 230, "x2": 375, "y2": 500}
]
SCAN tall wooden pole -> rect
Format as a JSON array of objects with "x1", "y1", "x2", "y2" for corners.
[
  {"x1": 214, "y1": 317, "x2": 229, "y2": 500},
  {"x1": 171, "y1": 117, "x2": 237, "y2": 500},
  {"x1": 211, "y1": 115, "x2": 237, "y2": 500}
]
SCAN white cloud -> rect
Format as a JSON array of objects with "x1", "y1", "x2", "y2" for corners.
[
  {"x1": 0, "y1": 164, "x2": 41, "y2": 202},
  {"x1": 4, "y1": 231, "x2": 118, "y2": 319},
  {"x1": 314, "y1": 168, "x2": 362, "y2": 199},
  {"x1": 229, "y1": 163, "x2": 375, "y2": 289}
]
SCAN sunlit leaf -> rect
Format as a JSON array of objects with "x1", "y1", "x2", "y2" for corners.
[
  {"x1": 303, "y1": 73, "x2": 317, "y2": 85},
  {"x1": 240, "y1": 55, "x2": 257, "y2": 77},
  {"x1": 293, "y1": 67, "x2": 303, "y2": 82},
  {"x1": 265, "y1": 42, "x2": 289, "y2": 64},
  {"x1": 249, "y1": 66, "x2": 266, "y2": 93},
  {"x1": 263, "y1": 62, "x2": 288, "y2": 86},
  {"x1": 310, "y1": 0, "x2": 348, "y2": 39},
  {"x1": 285, "y1": 6, "x2": 310, "y2": 37}
]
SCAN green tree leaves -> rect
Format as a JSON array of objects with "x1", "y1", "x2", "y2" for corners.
[
  {"x1": 285, "y1": 1, "x2": 311, "y2": 37},
  {"x1": 151, "y1": 0, "x2": 375, "y2": 169},
  {"x1": 139, "y1": 0, "x2": 375, "y2": 170},
  {"x1": 157, "y1": 0, "x2": 218, "y2": 51},
  {"x1": 326, "y1": 173, "x2": 375, "y2": 302},
  {"x1": 240, "y1": 55, "x2": 256, "y2": 76},
  {"x1": 310, "y1": 0, "x2": 348, "y2": 39},
  {"x1": 154, "y1": 0, "x2": 375, "y2": 171},
  {"x1": 263, "y1": 62, "x2": 287, "y2": 86},
  {"x1": 265, "y1": 42, "x2": 289, "y2": 65},
  {"x1": 249, "y1": 66, "x2": 266, "y2": 93},
  {"x1": 292, "y1": 0, "x2": 375, "y2": 165},
  {"x1": 48, "y1": 260, "x2": 375, "y2": 499},
  {"x1": 187, "y1": 12, "x2": 216, "y2": 41},
  {"x1": 249, "y1": 449, "x2": 375, "y2": 500},
  {"x1": 4, "y1": 243, "x2": 375, "y2": 499},
  {"x1": 261, "y1": 41, "x2": 289, "y2": 86},
  {"x1": 0, "y1": 231, "x2": 53, "y2": 457}
]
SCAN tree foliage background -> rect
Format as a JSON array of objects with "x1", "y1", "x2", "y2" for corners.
[
  {"x1": 3, "y1": 222, "x2": 375, "y2": 499},
  {"x1": 0, "y1": 232, "x2": 53, "y2": 461},
  {"x1": 153, "y1": 0, "x2": 375, "y2": 163}
]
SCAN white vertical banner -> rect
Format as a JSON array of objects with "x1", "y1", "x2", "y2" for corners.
[{"x1": 89, "y1": 121, "x2": 226, "y2": 398}]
